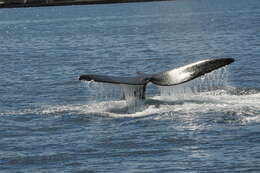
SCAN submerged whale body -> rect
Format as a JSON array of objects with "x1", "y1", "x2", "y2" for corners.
[{"x1": 79, "y1": 58, "x2": 234, "y2": 99}]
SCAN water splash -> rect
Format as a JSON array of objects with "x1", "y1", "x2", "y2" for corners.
[
  {"x1": 81, "y1": 81, "x2": 146, "y2": 113},
  {"x1": 120, "y1": 84, "x2": 146, "y2": 113},
  {"x1": 1, "y1": 87, "x2": 260, "y2": 126},
  {"x1": 120, "y1": 84, "x2": 145, "y2": 100},
  {"x1": 82, "y1": 81, "x2": 122, "y2": 102},
  {"x1": 80, "y1": 67, "x2": 231, "y2": 112}
]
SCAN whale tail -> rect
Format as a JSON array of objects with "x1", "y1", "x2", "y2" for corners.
[{"x1": 79, "y1": 58, "x2": 234, "y2": 99}]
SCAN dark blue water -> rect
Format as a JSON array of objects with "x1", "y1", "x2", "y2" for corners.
[{"x1": 1, "y1": 0, "x2": 260, "y2": 172}]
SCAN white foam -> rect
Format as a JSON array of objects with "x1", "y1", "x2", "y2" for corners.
[{"x1": 1, "y1": 90, "x2": 260, "y2": 125}]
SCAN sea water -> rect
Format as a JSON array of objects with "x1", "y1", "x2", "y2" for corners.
[{"x1": 1, "y1": 0, "x2": 260, "y2": 172}]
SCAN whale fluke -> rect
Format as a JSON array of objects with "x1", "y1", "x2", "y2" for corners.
[
  {"x1": 79, "y1": 58, "x2": 234, "y2": 99},
  {"x1": 150, "y1": 58, "x2": 234, "y2": 86},
  {"x1": 79, "y1": 74, "x2": 149, "y2": 85}
]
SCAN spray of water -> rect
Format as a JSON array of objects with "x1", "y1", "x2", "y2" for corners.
[
  {"x1": 82, "y1": 81, "x2": 122, "y2": 102},
  {"x1": 120, "y1": 84, "x2": 146, "y2": 113},
  {"x1": 82, "y1": 82, "x2": 146, "y2": 113}
]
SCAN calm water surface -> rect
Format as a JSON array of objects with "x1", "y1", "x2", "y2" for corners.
[{"x1": 1, "y1": 0, "x2": 260, "y2": 172}]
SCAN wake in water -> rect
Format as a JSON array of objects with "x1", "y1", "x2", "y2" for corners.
[{"x1": 2, "y1": 67, "x2": 260, "y2": 125}]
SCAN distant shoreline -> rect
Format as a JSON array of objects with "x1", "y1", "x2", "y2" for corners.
[{"x1": 0, "y1": 0, "x2": 174, "y2": 8}]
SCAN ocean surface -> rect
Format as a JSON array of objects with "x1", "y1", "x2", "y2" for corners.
[{"x1": 1, "y1": 0, "x2": 260, "y2": 172}]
